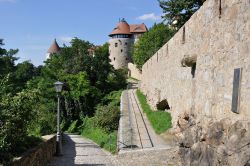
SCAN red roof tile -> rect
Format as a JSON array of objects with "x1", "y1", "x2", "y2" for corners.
[
  {"x1": 130, "y1": 24, "x2": 148, "y2": 33},
  {"x1": 109, "y1": 19, "x2": 148, "y2": 36},
  {"x1": 47, "y1": 39, "x2": 60, "y2": 53},
  {"x1": 109, "y1": 21, "x2": 131, "y2": 36}
]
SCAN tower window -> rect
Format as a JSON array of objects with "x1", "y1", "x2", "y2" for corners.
[
  {"x1": 113, "y1": 57, "x2": 115, "y2": 61},
  {"x1": 115, "y1": 43, "x2": 118, "y2": 47},
  {"x1": 191, "y1": 63, "x2": 196, "y2": 78},
  {"x1": 125, "y1": 42, "x2": 127, "y2": 45},
  {"x1": 121, "y1": 49, "x2": 123, "y2": 52},
  {"x1": 182, "y1": 26, "x2": 185, "y2": 44}
]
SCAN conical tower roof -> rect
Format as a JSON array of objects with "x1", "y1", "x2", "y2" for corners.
[{"x1": 47, "y1": 39, "x2": 60, "y2": 53}]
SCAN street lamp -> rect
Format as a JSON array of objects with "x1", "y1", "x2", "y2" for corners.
[{"x1": 54, "y1": 81, "x2": 64, "y2": 156}]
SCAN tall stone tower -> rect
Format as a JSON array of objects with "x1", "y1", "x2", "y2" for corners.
[
  {"x1": 109, "y1": 18, "x2": 147, "y2": 69},
  {"x1": 46, "y1": 39, "x2": 61, "y2": 59}
]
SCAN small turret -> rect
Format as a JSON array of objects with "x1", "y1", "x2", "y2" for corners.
[{"x1": 46, "y1": 39, "x2": 60, "y2": 59}]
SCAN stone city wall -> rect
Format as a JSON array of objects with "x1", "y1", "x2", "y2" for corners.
[
  {"x1": 128, "y1": 62, "x2": 142, "y2": 80},
  {"x1": 11, "y1": 135, "x2": 56, "y2": 166},
  {"x1": 140, "y1": 0, "x2": 250, "y2": 164},
  {"x1": 140, "y1": 0, "x2": 250, "y2": 127}
]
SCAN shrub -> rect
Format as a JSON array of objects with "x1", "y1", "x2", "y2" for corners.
[
  {"x1": 101, "y1": 90, "x2": 122, "y2": 107},
  {"x1": 95, "y1": 105, "x2": 120, "y2": 132},
  {"x1": 0, "y1": 89, "x2": 40, "y2": 164},
  {"x1": 79, "y1": 117, "x2": 117, "y2": 154},
  {"x1": 67, "y1": 120, "x2": 79, "y2": 133}
]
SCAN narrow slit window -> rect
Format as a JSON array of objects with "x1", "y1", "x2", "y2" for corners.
[
  {"x1": 219, "y1": 0, "x2": 222, "y2": 18},
  {"x1": 182, "y1": 26, "x2": 186, "y2": 44},
  {"x1": 191, "y1": 63, "x2": 196, "y2": 78}
]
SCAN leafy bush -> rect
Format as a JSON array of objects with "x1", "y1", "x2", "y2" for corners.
[
  {"x1": 94, "y1": 90, "x2": 121, "y2": 132},
  {"x1": 79, "y1": 117, "x2": 117, "y2": 154},
  {"x1": 95, "y1": 105, "x2": 120, "y2": 132},
  {"x1": 136, "y1": 90, "x2": 172, "y2": 134},
  {"x1": 67, "y1": 120, "x2": 79, "y2": 133},
  {"x1": 107, "y1": 69, "x2": 127, "y2": 91},
  {"x1": 28, "y1": 107, "x2": 56, "y2": 136},
  {"x1": 0, "y1": 89, "x2": 41, "y2": 164},
  {"x1": 100, "y1": 90, "x2": 122, "y2": 107},
  {"x1": 75, "y1": 89, "x2": 122, "y2": 154}
]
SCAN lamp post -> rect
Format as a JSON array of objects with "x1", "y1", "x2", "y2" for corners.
[{"x1": 54, "y1": 81, "x2": 64, "y2": 156}]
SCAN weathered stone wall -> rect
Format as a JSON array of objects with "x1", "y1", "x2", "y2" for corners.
[
  {"x1": 128, "y1": 62, "x2": 142, "y2": 80},
  {"x1": 140, "y1": 0, "x2": 250, "y2": 165},
  {"x1": 140, "y1": 0, "x2": 250, "y2": 127},
  {"x1": 11, "y1": 135, "x2": 56, "y2": 166}
]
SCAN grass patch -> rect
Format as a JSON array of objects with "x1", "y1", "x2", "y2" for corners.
[
  {"x1": 136, "y1": 90, "x2": 172, "y2": 134},
  {"x1": 80, "y1": 117, "x2": 117, "y2": 154}
]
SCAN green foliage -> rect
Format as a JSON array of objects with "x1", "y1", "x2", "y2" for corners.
[
  {"x1": 100, "y1": 90, "x2": 122, "y2": 107},
  {"x1": 132, "y1": 23, "x2": 175, "y2": 69},
  {"x1": 95, "y1": 105, "x2": 120, "y2": 132},
  {"x1": 159, "y1": 0, "x2": 206, "y2": 29},
  {"x1": 94, "y1": 90, "x2": 121, "y2": 132},
  {"x1": 67, "y1": 120, "x2": 79, "y2": 133},
  {"x1": 0, "y1": 89, "x2": 41, "y2": 163},
  {"x1": 72, "y1": 90, "x2": 122, "y2": 154},
  {"x1": 107, "y1": 68, "x2": 127, "y2": 90},
  {"x1": 136, "y1": 90, "x2": 172, "y2": 134},
  {"x1": 0, "y1": 38, "x2": 126, "y2": 163},
  {"x1": 79, "y1": 117, "x2": 117, "y2": 154},
  {"x1": 28, "y1": 106, "x2": 56, "y2": 136},
  {"x1": 14, "y1": 61, "x2": 39, "y2": 92}
]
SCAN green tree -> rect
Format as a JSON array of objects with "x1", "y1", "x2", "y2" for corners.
[
  {"x1": 0, "y1": 88, "x2": 39, "y2": 163},
  {"x1": 14, "y1": 61, "x2": 39, "y2": 91},
  {"x1": 132, "y1": 23, "x2": 175, "y2": 70},
  {"x1": 159, "y1": 0, "x2": 206, "y2": 29}
]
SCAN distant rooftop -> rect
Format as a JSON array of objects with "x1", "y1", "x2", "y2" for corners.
[
  {"x1": 47, "y1": 39, "x2": 60, "y2": 53},
  {"x1": 109, "y1": 18, "x2": 147, "y2": 36}
]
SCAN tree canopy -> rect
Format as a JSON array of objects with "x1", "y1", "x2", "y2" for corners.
[
  {"x1": 132, "y1": 23, "x2": 175, "y2": 70},
  {"x1": 159, "y1": 0, "x2": 206, "y2": 29},
  {"x1": 0, "y1": 38, "x2": 127, "y2": 164}
]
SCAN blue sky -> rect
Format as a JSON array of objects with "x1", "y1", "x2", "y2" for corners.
[{"x1": 0, "y1": 0, "x2": 163, "y2": 66}]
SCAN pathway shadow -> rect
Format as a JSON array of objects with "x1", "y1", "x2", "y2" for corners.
[
  {"x1": 47, "y1": 134, "x2": 110, "y2": 166},
  {"x1": 47, "y1": 134, "x2": 76, "y2": 166},
  {"x1": 75, "y1": 164, "x2": 106, "y2": 166}
]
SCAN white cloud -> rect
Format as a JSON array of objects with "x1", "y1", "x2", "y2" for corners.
[
  {"x1": 0, "y1": 0, "x2": 16, "y2": 3},
  {"x1": 59, "y1": 36, "x2": 73, "y2": 43},
  {"x1": 136, "y1": 13, "x2": 162, "y2": 21}
]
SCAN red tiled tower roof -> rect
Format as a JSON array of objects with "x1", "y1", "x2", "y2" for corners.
[
  {"x1": 130, "y1": 23, "x2": 148, "y2": 33},
  {"x1": 109, "y1": 19, "x2": 148, "y2": 36},
  {"x1": 47, "y1": 39, "x2": 60, "y2": 53}
]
